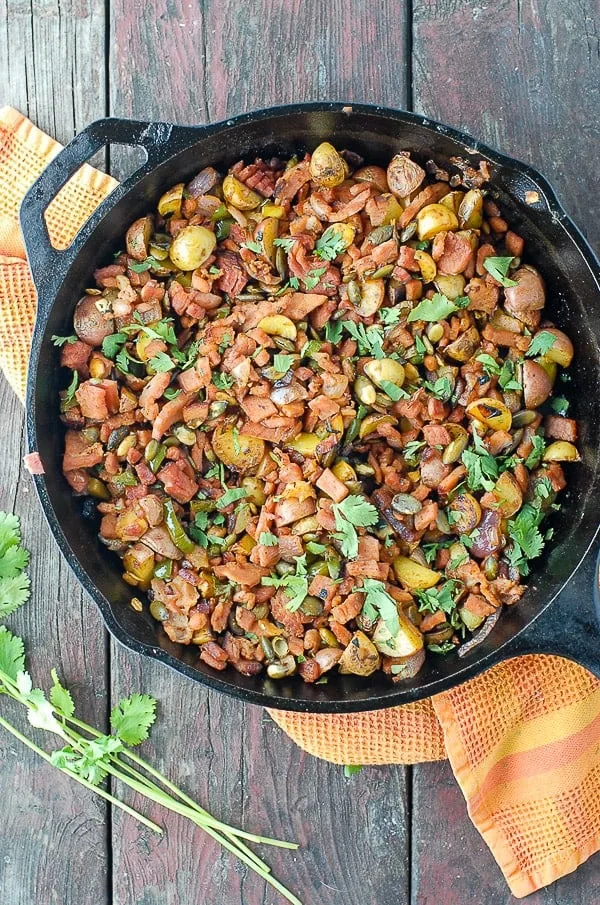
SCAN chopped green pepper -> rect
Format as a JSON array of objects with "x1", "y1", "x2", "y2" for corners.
[
  {"x1": 154, "y1": 559, "x2": 174, "y2": 580},
  {"x1": 163, "y1": 500, "x2": 195, "y2": 555}
]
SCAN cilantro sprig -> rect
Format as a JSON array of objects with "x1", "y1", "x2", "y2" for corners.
[
  {"x1": 0, "y1": 511, "x2": 301, "y2": 905},
  {"x1": 0, "y1": 513, "x2": 30, "y2": 617},
  {"x1": 262, "y1": 555, "x2": 309, "y2": 612},
  {"x1": 483, "y1": 256, "x2": 518, "y2": 287},
  {"x1": 408, "y1": 292, "x2": 467, "y2": 323},
  {"x1": 331, "y1": 495, "x2": 380, "y2": 559},
  {"x1": 360, "y1": 579, "x2": 400, "y2": 637}
]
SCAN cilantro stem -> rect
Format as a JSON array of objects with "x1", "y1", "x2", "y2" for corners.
[
  {"x1": 0, "y1": 714, "x2": 162, "y2": 834},
  {"x1": 65, "y1": 712, "x2": 298, "y2": 850}
]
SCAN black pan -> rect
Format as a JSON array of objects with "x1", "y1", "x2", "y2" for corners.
[{"x1": 21, "y1": 103, "x2": 600, "y2": 713}]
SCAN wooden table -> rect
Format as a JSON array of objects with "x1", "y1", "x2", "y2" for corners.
[{"x1": 1, "y1": 1, "x2": 600, "y2": 902}]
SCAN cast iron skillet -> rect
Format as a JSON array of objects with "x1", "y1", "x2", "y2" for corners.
[{"x1": 21, "y1": 103, "x2": 600, "y2": 713}]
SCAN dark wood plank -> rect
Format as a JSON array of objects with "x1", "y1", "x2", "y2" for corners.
[
  {"x1": 412, "y1": 1, "x2": 600, "y2": 901},
  {"x1": 413, "y1": 0, "x2": 600, "y2": 246},
  {"x1": 0, "y1": 2, "x2": 110, "y2": 902},
  {"x1": 108, "y1": 2, "x2": 411, "y2": 903}
]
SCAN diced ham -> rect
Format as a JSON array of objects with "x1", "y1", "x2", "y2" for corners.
[
  {"x1": 75, "y1": 382, "x2": 108, "y2": 420},
  {"x1": 432, "y1": 230, "x2": 473, "y2": 274},
  {"x1": 178, "y1": 368, "x2": 205, "y2": 393},
  {"x1": 331, "y1": 592, "x2": 364, "y2": 624},
  {"x1": 463, "y1": 593, "x2": 496, "y2": 618},
  {"x1": 273, "y1": 496, "x2": 316, "y2": 527},
  {"x1": 152, "y1": 392, "x2": 195, "y2": 440},
  {"x1": 315, "y1": 468, "x2": 349, "y2": 503},
  {"x1": 157, "y1": 461, "x2": 199, "y2": 503},
  {"x1": 277, "y1": 534, "x2": 304, "y2": 561},
  {"x1": 213, "y1": 561, "x2": 268, "y2": 588},
  {"x1": 422, "y1": 423, "x2": 451, "y2": 447},
  {"x1": 240, "y1": 396, "x2": 278, "y2": 422},
  {"x1": 64, "y1": 468, "x2": 88, "y2": 492},
  {"x1": 139, "y1": 371, "x2": 171, "y2": 420},
  {"x1": 420, "y1": 448, "x2": 451, "y2": 489},
  {"x1": 214, "y1": 251, "x2": 248, "y2": 297},
  {"x1": 466, "y1": 277, "x2": 500, "y2": 314},
  {"x1": 63, "y1": 430, "x2": 104, "y2": 471},
  {"x1": 544, "y1": 415, "x2": 578, "y2": 442},
  {"x1": 282, "y1": 292, "x2": 328, "y2": 321},
  {"x1": 61, "y1": 340, "x2": 93, "y2": 376}
]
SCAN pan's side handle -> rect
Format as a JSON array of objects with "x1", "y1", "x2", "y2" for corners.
[
  {"x1": 19, "y1": 117, "x2": 177, "y2": 295},
  {"x1": 502, "y1": 544, "x2": 600, "y2": 678}
]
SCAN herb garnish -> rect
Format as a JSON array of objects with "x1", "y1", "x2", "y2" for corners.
[
  {"x1": 314, "y1": 226, "x2": 348, "y2": 261},
  {"x1": 408, "y1": 292, "x2": 462, "y2": 323},
  {"x1": 331, "y1": 495, "x2": 380, "y2": 559},
  {"x1": 258, "y1": 532, "x2": 279, "y2": 547},
  {"x1": 483, "y1": 256, "x2": 518, "y2": 287},
  {"x1": 359, "y1": 578, "x2": 400, "y2": 637},
  {"x1": 526, "y1": 331, "x2": 557, "y2": 358},
  {"x1": 262, "y1": 555, "x2": 309, "y2": 612},
  {"x1": 51, "y1": 334, "x2": 77, "y2": 347}
]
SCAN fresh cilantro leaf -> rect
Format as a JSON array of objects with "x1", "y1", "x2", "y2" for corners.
[
  {"x1": 331, "y1": 495, "x2": 379, "y2": 560},
  {"x1": 163, "y1": 387, "x2": 181, "y2": 401},
  {"x1": 507, "y1": 502, "x2": 546, "y2": 574},
  {"x1": 289, "y1": 276, "x2": 300, "y2": 290},
  {"x1": 424, "y1": 376, "x2": 452, "y2": 402},
  {"x1": 209, "y1": 265, "x2": 221, "y2": 275},
  {"x1": 273, "y1": 353, "x2": 295, "y2": 373},
  {"x1": 243, "y1": 240, "x2": 263, "y2": 254},
  {"x1": 65, "y1": 370, "x2": 79, "y2": 403},
  {"x1": 110, "y1": 693, "x2": 157, "y2": 746},
  {"x1": 461, "y1": 437, "x2": 499, "y2": 492},
  {"x1": 343, "y1": 764, "x2": 363, "y2": 777},
  {"x1": 497, "y1": 359, "x2": 522, "y2": 391},
  {"x1": 0, "y1": 625, "x2": 25, "y2": 680},
  {"x1": 407, "y1": 293, "x2": 459, "y2": 323},
  {"x1": 414, "y1": 335, "x2": 427, "y2": 357},
  {"x1": 217, "y1": 333, "x2": 233, "y2": 354},
  {"x1": 258, "y1": 532, "x2": 279, "y2": 547},
  {"x1": 525, "y1": 435, "x2": 546, "y2": 469},
  {"x1": 427, "y1": 641, "x2": 455, "y2": 654},
  {"x1": 448, "y1": 552, "x2": 468, "y2": 570},
  {"x1": 379, "y1": 306, "x2": 402, "y2": 326},
  {"x1": 360, "y1": 578, "x2": 400, "y2": 637},
  {"x1": 380, "y1": 379, "x2": 409, "y2": 401},
  {"x1": 25, "y1": 687, "x2": 63, "y2": 734},
  {"x1": 415, "y1": 580, "x2": 461, "y2": 616},
  {"x1": 273, "y1": 237, "x2": 296, "y2": 252},
  {"x1": 49, "y1": 668, "x2": 75, "y2": 718},
  {"x1": 422, "y1": 537, "x2": 454, "y2": 564},
  {"x1": 301, "y1": 339, "x2": 321, "y2": 359},
  {"x1": 454, "y1": 295, "x2": 471, "y2": 309},
  {"x1": 102, "y1": 332, "x2": 128, "y2": 359},
  {"x1": 315, "y1": 226, "x2": 348, "y2": 262},
  {"x1": 149, "y1": 352, "x2": 176, "y2": 373},
  {"x1": 216, "y1": 487, "x2": 247, "y2": 510},
  {"x1": 0, "y1": 573, "x2": 31, "y2": 618},
  {"x1": 262, "y1": 556, "x2": 309, "y2": 612},
  {"x1": 302, "y1": 267, "x2": 327, "y2": 291},
  {"x1": 342, "y1": 321, "x2": 385, "y2": 358},
  {"x1": 483, "y1": 256, "x2": 518, "y2": 287},
  {"x1": 476, "y1": 353, "x2": 501, "y2": 377},
  {"x1": 0, "y1": 545, "x2": 29, "y2": 579},
  {"x1": 129, "y1": 255, "x2": 164, "y2": 273},
  {"x1": 213, "y1": 371, "x2": 234, "y2": 390},
  {"x1": 550, "y1": 396, "x2": 569, "y2": 415},
  {"x1": 402, "y1": 440, "x2": 425, "y2": 465},
  {"x1": 0, "y1": 512, "x2": 21, "y2": 558},
  {"x1": 324, "y1": 320, "x2": 344, "y2": 344},
  {"x1": 52, "y1": 334, "x2": 77, "y2": 347},
  {"x1": 115, "y1": 348, "x2": 130, "y2": 374},
  {"x1": 526, "y1": 331, "x2": 557, "y2": 358}
]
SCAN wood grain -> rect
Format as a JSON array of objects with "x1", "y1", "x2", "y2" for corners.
[
  {"x1": 0, "y1": 382, "x2": 110, "y2": 905},
  {"x1": 413, "y1": 0, "x2": 600, "y2": 246},
  {"x1": 108, "y1": 3, "x2": 411, "y2": 903},
  {"x1": 411, "y1": 2, "x2": 600, "y2": 901}
]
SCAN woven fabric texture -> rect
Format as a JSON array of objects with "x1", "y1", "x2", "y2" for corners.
[{"x1": 1, "y1": 105, "x2": 599, "y2": 898}]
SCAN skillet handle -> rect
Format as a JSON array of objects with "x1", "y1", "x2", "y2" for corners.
[
  {"x1": 19, "y1": 117, "x2": 176, "y2": 294},
  {"x1": 501, "y1": 542, "x2": 600, "y2": 678}
]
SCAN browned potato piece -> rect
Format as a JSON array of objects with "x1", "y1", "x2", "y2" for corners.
[
  {"x1": 73, "y1": 295, "x2": 115, "y2": 346},
  {"x1": 538, "y1": 327, "x2": 574, "y2": 367},
  {"x1": 449, "y1": 493, "x2": 482, "y2": 534},
  {"x1": 444, "y1": 326, "x2": 480, "y2": 362},
  {"x1": 504, "y1": 265, "x2": 545, "y2": 314},
  {"x1": 310, "y1": 142, "x2": 347, "y2": 187},
  {"x1": 353, "y1": 165, "x2": 389, "y2": 192},
  {"x1": 126, "y1": 215, "x2": 153, "y2": 261},
  {"x1": 387, "y1": 154, "x2": 425, "y2": 198},
  {"x1": 338, "y1": 631, "x2": 381, "y2": 676},
  {"x1": 522, "y1": 360, "x2": 553, "y2": 409},
  {"x1": 493, "y1": 471, "x2": 523, "y2": 518},
  {"x1": 212, "y1": 425, "x2": 265, "y2": 473}
]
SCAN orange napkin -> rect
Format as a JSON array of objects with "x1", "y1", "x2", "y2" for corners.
[{"x1": 2, "y1": 105, "x2": 599, "y2": 898}]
